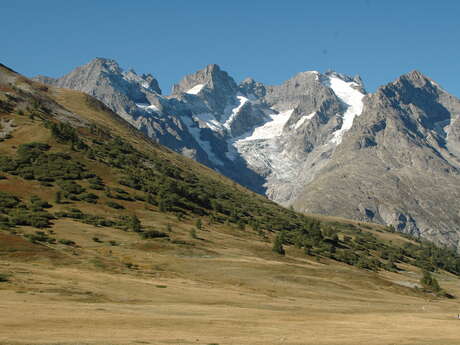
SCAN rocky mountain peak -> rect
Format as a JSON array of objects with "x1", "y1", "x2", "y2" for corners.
[
  {"x1": 323, "y1": 71, "x2": 366, "y2": 93},
  {"x1": 386, "y1": 70, "x2": 438, "y2": 93},
  {"x1": 171, "y1": 63, "x2": 238, "y2": 96},
  {"x1": 121, "y1": 68, "x2": 162, "y2": 95},
  {"x1": 378, "y1": 70, "x2": 445, "y2": 114},
  {"x1": 89, "y1": 57, "x2": 122, "y2": 73},
  {"x1": 400, "y1": 69, "x2": 429, "y2": 85},
  {"x1": 239, "y1": 77, "x2": 266, "y2": 98},
  {"x1": 203, "y1": 63, "x2": 221, "y2": 74}
]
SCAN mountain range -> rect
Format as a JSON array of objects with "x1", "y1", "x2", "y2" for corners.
[{"x1": 35, "y1": 59, "x2": 460, "y2": 248}]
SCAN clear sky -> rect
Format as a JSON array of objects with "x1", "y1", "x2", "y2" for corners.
[{"x1": 2, "y1": 0, "x2": 459, "y2": 96}]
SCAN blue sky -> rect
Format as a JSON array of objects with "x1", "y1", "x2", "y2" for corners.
[{"x1": 2, "y1": 0, "x2": 459, "y2": 96}]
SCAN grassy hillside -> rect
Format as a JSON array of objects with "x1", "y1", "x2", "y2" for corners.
[{"x1": 1, "y1": 64, "x2": 460, "y2": 345}]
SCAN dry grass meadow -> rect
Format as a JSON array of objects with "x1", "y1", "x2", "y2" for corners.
[{"x1": 1, "y1": 212, "x2": 460, "y2": 345}]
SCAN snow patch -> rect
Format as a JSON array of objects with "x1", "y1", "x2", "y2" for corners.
[
  {"x1": 192, "y1": 112, "x2": 223, "y2": 132},
  {"x1": 186, "y1": 84, "x2": 205, "y2": 95},
  {"x1": 237, "y1": 109, "x2": 294, "y2": 141},
  {"x1": 294, "y1": 112, "x2": 316, "y2": 129},
  {"x1": 323, "y1": 76, "x2": 365, "y2": 144},
  {"x1": 181, "y1": 116, "x2": 224, "y2": 166},
  {"x1": 122, "y1": 71, "x2": 156, "y2": 92},
  {"x1": 136, "y1": 103, "x2": 159, "y2": 112},
  {"x1": 308, "y1": 71, "x2": 320, "y2": 81},
  {"x1": 223, "y1": 95, "x2": 249, "y2": 131}
]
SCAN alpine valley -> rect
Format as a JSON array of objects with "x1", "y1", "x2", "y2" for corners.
[
  {"x1": 1, "y1": 61, "x2": 460, "y2": 345},
  {"x1": 35, "y1": 58, "x2": 460, "y2": 248}
]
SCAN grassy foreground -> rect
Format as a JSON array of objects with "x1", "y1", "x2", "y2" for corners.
[{"x1": 1, "y1": 221, "x2": 460, "y2": 345}]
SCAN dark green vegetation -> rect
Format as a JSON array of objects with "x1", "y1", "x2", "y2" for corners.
[
  {"x1": 0, "y1": 191, "x2": 54, "y2": 229},
  {"x1": 272, "y1": 232, "x2": 285, "y2": 255},
  {"x1": 421, "y1": 270, "x2": 441, "y2": 293}
]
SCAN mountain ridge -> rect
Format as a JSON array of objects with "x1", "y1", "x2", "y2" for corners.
[{"x1": 32, "y1": 59, "x2": 460, "y2": 248}]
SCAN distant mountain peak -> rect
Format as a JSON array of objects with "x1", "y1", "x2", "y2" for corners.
[
  {"x1": 377, "y1": 70, "x2": 443, "y2": 103},
  {"x1": 397, "y1": 69, "x2": 432, "y2": 86},
  {"x1": 204, "y1": 63, "x2": 221, "y2": 73},
  {"x1": 172, "y1": 63, "x2": 237, "y2": 95},
  {"x1": 85, "y1": 57, "x2": 123, "y2": 74},
  {"x1": 239, "y1": 77, "x2": 266, "y2": 98}
]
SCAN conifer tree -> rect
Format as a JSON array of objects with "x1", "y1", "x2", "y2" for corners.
[
  {"x1": 420, "y1": 270, "x2": 441, "y2": 292},
  {"x1": 130, "y1": 215, "x2": 141, "y2": 232},
  {"x1": 55, "y1": 191, "x2": 62, "y2": 204},
  {"x1": 272, "y1": 233, "x2": 285, "y2": 255}
]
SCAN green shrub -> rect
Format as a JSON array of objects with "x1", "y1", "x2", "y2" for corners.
[
  {"x1": 0, "y1": 191, "x2": 20, "y2": 210},
  {"x1": 58, "y1": 180, "x2": 85, "y2": 195},
  {"x1": 129, "y1": 215, "x2": 141, "y2": 232},
  {"x1": 59, "y1": 239, "x2": 76, "y2": 246},
  {"x1": 25, "y1": 231, "x2": 55, "y2": 243},
  {"x1": 141, "y1": 230, "x2": 168, "y2": 239},
  {"x1": 80, "y1": 192, "x2": 99, "y2": 203},
  {"x1": 420, "y1": 270, "x2": 441, "y2": 292},
  {"x1": 106, "y1": 201, "x2": 124, "y2": 209},
  {"x1": 30, "y1": 195, "x2": 52, "y2": 210}
]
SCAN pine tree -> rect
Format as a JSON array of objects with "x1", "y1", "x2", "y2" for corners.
[
  {"x1": 331, "y1": 233, "x2": 339, "y2": 246},
  {"x1": 147, "y1": 193, "x2": 155, "y2": 205},
  {"x1": 272, "y1": 233, "x2": 285, "y2": 255},
  {"x1": 420, "y1": 270, "x2": 441, "y2": 292},
  {"x1": 54, "y1": 191, "x2": 62, "y2": 204},
  {"x1": 195, "y1": 218, "x2": 202, "y2": 230},
  {"x1": 159, "y1": 199, "x2": 167, "y2": 212},
  {"x1": 190, "y1": 228, "x2": 197, "y2": 239},
  {"x1": 130, "y1": 215, "x2": 141, "y2": 232}
]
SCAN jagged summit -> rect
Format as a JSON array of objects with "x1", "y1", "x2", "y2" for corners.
[
  {"x1": 379, "y1": 70, "x2": 440, "y2": 94},
  {"x1": 34, "y1": 58, "x2": 162, "y2": 95},
  {"x1": 89, "y1": 57, "x2": 120, "y2": 68},
  {"x1": 239, "y1": 77, "x2": 266, "y2": 98},
  {"x1": 172, "y1": 63, "x2": 238, "y2": 97},
  {"x1": 400, "y1": 69, "x2": 428, "y2": 82}
]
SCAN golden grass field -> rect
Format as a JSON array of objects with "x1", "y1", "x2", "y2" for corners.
[{"x1": 1, "y1": 210, "x2": 460, "y2": 345}]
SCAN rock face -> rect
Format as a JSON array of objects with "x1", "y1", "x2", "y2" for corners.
[
  {"x1": 35, "y1": 58, "x2": 162, "y2": 121},
  {"x1": 293, "y1": 71, "x2": 460, "y2": 248},
  {"x1": 35, "y1": 59, "x2": 460, "y2": 248}
]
